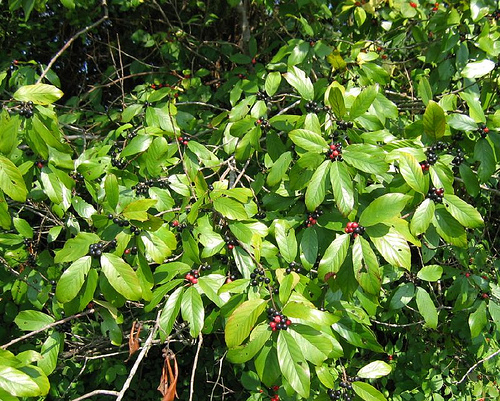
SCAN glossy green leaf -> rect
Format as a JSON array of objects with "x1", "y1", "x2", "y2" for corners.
[
  {"x1": 288, "y1": 324, "x2": 334, "y2": 365},
  {"x1": 368, "y1": 225, "x2": 411, "y2": 270},
  {"x1": 275, "y1": 220, "x2": 297, "y2": 264},
  {"x1": 398, "y1": 153, "x2": 426, "y2": 194},
  {"x1": 104, "y1": 174, "x2": 119, "y2": 211},
  {"x1": 39, "y1": 331, "x2": 63, "y2": 375},
  {"x1": 349, "y1": 86, "x2": 378, "y2": 120},
  {"x1": 357, "y1": 360, "x2": 392, "y2": 379},
  {"x1": 213, "y1": 197, "x2": 249, "y2": 220},
  {"x1": 225, "y1": 298, "x2": 267, "y2": 348},
  {"x1": 279, "y1": 272, "x2": 300, "y2": 304},
  {"x1": 330, "y1": 161, "x2": 354, "y2": 216},
  {"x1": 13, "y1": 84, "x2": 63, "y2": 105},
  {"x1": 328, "y1": 87, "x2": 346, "y2": 119},
  {"x1": 410, "y1": 199, "x2": 435, "y2": 236},
  {"x1": 433, "y1": 207, "x2": 467, "y2": 247},
  {"x1": 277, "y1": 330, "x2": 310, "y2": 398},
  {"x1": 318, "y1": 234, "x2": 350, "y2": 280},
  {"x1": 352, "y1": 236, "x2": 381, "y2": 295},
  {"x1": 474, "y1": 139, "x2": 496, "y2": 183},
  {"x1": 417, "y1": 265, "x2": 443, "y2": 282},
  {"x1": 305, "y1": 160, "x2": 329, "y2": 211},
  {"x1": 447, "y1": 114, "x2": 478, "y2": 131},
  {"x1": 0, "y1": 156, "x2": 28, "y2": 202},
  {"x1": 352, "y1": 382, "x2": 387, "y2": 401},
  {"x1": 15, "y1": 311, "x2": 54, "y2": 331},
  {"x1": 100, "y1": 253, "x2": 142, "y2": 301},
  {"x1": 461, "y1": 59, "x2": 495, "y2": 78},
  {"x1": 13, "y1": 218, "x2": 33, "y2": 238},
  {"x1": 423, "y1": 101, "x2": 446, "y2": 140},
  {"x1": 300, "y1": 227, "x2": 318, "y2": 270},
  {"x1": 469, "y1": 301, "x2": 487, "y2": 338},
  {"x1": 418, "y1": 76, "x2": 432, "y2": 105},
  {"x1": 289, "y1": 129, "x2": 328, "y2": 152},
  {"x1": 0, "y1": 366, "x2": 42, "y2": 397},
  {"x1": 54, "y1": 232, "x2": 100, "y2": 264},
  {"x1": 122, "y1": 199, "x2": 157, "y2": 221},
  {"x1": 181, "y1": 285, "x2": 204, "y2": 337},
  {"x1": 227, "y1": 323, "x2": 271, "y2": 363},
  {"x1": 416, "y1": 287, "x2": 438, "y2": 329},
  {"x1": 56, "y1": 256, "x2": 92, "y2": 303},
  {"x1": 390, "y1": 283, "x2": 415, "y2": 310},
  {"x1": 443, "y1": 194, "x2": 483, "y2": 228},
  {"x1": 265, "y1": 71, "x2": 282, "y2": 96},
  {"x1": 267, "y1": 151, "x2": 293, "y2": 186},
  {"x1": 283, "y1": 66, "x2": 314, "y2": 101},
  {"x1": 359, "y1": 193, "x2": 410, "y2": 227}
]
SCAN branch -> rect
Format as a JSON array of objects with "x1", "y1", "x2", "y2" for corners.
[
  {"x1": 72, "y1": 390, "x2": 120, "y2": 401},
  {"x1": 454, "y1": 348, "x2": 500, "y2": 385},
  {"x1": 370, "y1": 319, "x2": 425, "y2": 328},
  {"x1": 1, "y1": 309, "x2": 95, "y2": 350},
  {"x1": 36, "y1": 1, "x2": 109, "y2": 84},
  {"x1": 236, "y1": 0, "x2": 251, "y2": 51},
  {"x1": 188, "y1": 333, "x2": 203, "y2": 401},
  {"x1": 115, "y1": 310, "x2": 161, "y2": 401}
]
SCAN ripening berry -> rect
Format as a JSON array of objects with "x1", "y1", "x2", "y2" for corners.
[{"x1": 410, "y1": 2, "x2": 417, "y2": 8}]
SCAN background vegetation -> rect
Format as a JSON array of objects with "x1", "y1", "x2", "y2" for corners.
[{"x1": 0, "y1": 0, "x2": 499, "y2": 400}]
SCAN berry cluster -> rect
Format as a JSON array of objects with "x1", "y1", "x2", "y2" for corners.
[
  {"x1": 111, "y1": 157, "x2": 127, "y2": 169},
  {"x1": 326, "y1": 142, "x2": 343, "y2": 162},
  {"x1": 224, "y1": 235, "x2": 237, "y2": 250},
  {"x1": 185, "y1": 269, "x2": 200, "y2": 284},
  {"x1": 19, "y1": 101, "x2": 34, "y2": 118},
  {"x1": 451, "y1": 148, "x2": 465, "y2": 166},
  {"x1": 478, "y1": 124, "x2": 489, "y2": 138},
  {"x1": 23, "y1": 238, "x2": 37, "y2": 265},
  {"x1": 89, "y1": 240, "x2": 117, "y2": 258},
  {"x1": 427, "y1": 187, "x2": 444, "y2": 203},
  {"x1": 70, "y1": 171, "x2": 84, "y2": 182},
  {"x1": 337, "y1": 120, "x2": 353, "y2": 130},
  {"x1": 130, "y1": 226, "x2": 141, "y2": 235},
  {"x1": 132, "y1": 179, "x2": 168, "y2": 195},
  {"x1": 327, "y1": 377, "x2": 360, "y2": 401},
  {"x1": 255, "y1": 117, "x2": 271, "y2": 132},
  {"x1": 200, "y1": 264, "x2": 212, "y2": 272},
  {"x1": 110, "y1": 215, "x2": 130, "y2": 227},
  {"x1": 35, "y1": 159, "x2": 47, "y2": 169},
  {"x1": 270, "y1": 391, "x2": 280, "y2": 401},
  {"x1": 256, "y1": 91, "x2": 270, "y2": 102},
  {"x1": 124, "y1": 246, "x2": 138, "y2": 255},
  {"x1": 421, "y1": 142, "x2": 446, "y2": 170},
  {"x1": 255, "y1": 211, "x2": 267, "y2": 219},
  {"x1": 151, "y1": 83, "x2": 171, "y2": 90},
  {"x1": 345, "y1": 221, "x2": 365, "y2": 237},
  {"x1": 432, "y1": 2, "x2": 439, "y2": 11},
  {"x1": 250, "y1": 267, "x2": 270, "y2": 287},
  {"x1": 305, "y1": 101, "x2": 327, "y2": 113},
  {"x1": 266, "y1": 308, "x2": 291, "y2": 331},
  {"x1": 304, "y1": 208, "x2": 323, "y2": 227},
  {"x1": 179, "y1": 135, "x2": 190, "y2": 145},
  {"x1": 285, "y1": 261, "x2": 302, "y2": 274},
  {"x1": 309, "y1": 37, "x2": 319, "y2": 46},
  {"x1": 171, "y1": 220, "x2": 187, "y2": 232},
  {"x1": 225, "y1": 272, "x2": 238, "y2": 284},
  {"x1": 492, "y1": 9, "x2": 500, "y2": 20}
]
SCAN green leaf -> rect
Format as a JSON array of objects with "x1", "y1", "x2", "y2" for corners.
[
  {"x1": 433, "y1": 207, "x2": 467, "y2": 247},
  {"x1": 410, "y1": 199, "x2": 435, "y2": 236},
  {"x1": 122, "y1": 199, "x2": 157, "y2": 222},
  {"x1": 447, "y1": 114, "x2": 478, "y2": 131},
  {"x1": 15, "y1": 311, "x2": 54, "y2": 331},
  {"x1": 279, "y1": 272, "x2": 300, "y2": 304},
  {"x1": 442, "y1": 194, "x2": 483, "y2": 228},
  {"x1": 398, "y1": 153, "x2": 426, "y2": 194},
  {"x1": 275, "y1": 220, "x2": 297, "y2": 264},
  {"x1": 288, "y1": 324, "x2": 334, "y2": 365},
  {"x1": 277, "y1": 330, "x2": 310, "y2": 398},
  {"x1": 104, "y1": 174, "x2": 119, "y2": 211},
  {"x1": 121, "y1": 135, "x2": 153, "y2": 157},
  {"x1": 0, "y1": 366, "x2": 41, "y2": 397},
  {"x1": 461, "y1": 59, "x2": 495, "y2": 79},
  {"x1": 267, "y1": 151, "x2": 293, "y2": 186},
  {"x1": 283, "y1": 66, "x2": 314, "y2": 101},
  {"x1": 342, "y1": 147, "x2": 389, "y2": 175},
  {"x1": 300, "y1": 227, "x2": 318, "y2": 270},
  {"x1": 359, "y1": 193, "x2": 410, "y2": 227},
  {"x1": 141, "y1": 231, "x2": 173, "y2": 264},
  {"x1": 418, "y1": 76, "x2": 433, "y2": 106},
  {"x1": 39, "y1": 331, "x2": 63, "y2": 375},
  {"x1": 352, "y1": 382, "x2": 387, "y2": 401},
  {"x1": 328, "y1": 87, "x2": 346, "y2": 119},
  {"x1": 423, "y1": 101, "x2": 446, "y2": 140},
  {"x1": 349, "y1": 86, "x2": 378, "y2": 120},
  {"x1": 357, "y1": 361, "x2": 392, "y2": 379},
  {"x1": 158, "y1": 287, "x2": 183, "y2": 341},
  {"x1": 390, "y1": 283, "x2": 415, "y2": 310},
  {"x1": 181, "y1": 286, "x2": 204, "y2": 337},
  {"x1": 213, "y1": 197, "x2": 250, "y2": 221},
  {"x1": 0, "y1": 156, "x2": 28, "y2": 202},
  {"x1": 417, "y1": 265, "x2": 443, "y2": 282},
  {"x1": 474, "y1": 139, "x2": 496, "y2": 183},
  {"x1": 318, "y1": 234, "x2": 350, "y2": 280},
  {"x1": 225, "y1": 298, "x2": 267, "y2": 348},
  {"x1": 368, "y1": 225, "x2": 411, "y2": 270},
  {"x1": 305, "y1": 160, "x2": 329, "y2": 211},
  {"x1": 100, "y1": 253, "x2": 143, "y2": 301},
  {"x1": 330, "y1": 161, "x2": 354, "y2": 216},
  {"x1": 227, "y1": 323, "x2": 271, "y2": 364},
  {"x1": 13, "y1": 84, "x2": 63, "y2": 105},
  {"x1": 416, "y1": 287, "x2": 438, "y2": 329},
  {"x1": 54, "y1": 232, "x2": 100, "y2": 264},
  {"x1": 352, "y1": 236, "x2": 381, "y2": 295},
  {"x1": 56, "y1": 256, "x2": 92, "y2": 303},
  {"x1": 289, "y1": 129, "x2": 328, "y2": 152},
  {"x1": 265, "y1": 71, "x2": 282, "y2": 96},
  {"x1": 72, "y1": 196, "x2": 96, "y2": 220},
  {"x1": 469, "y1": 301, "x2": 487, "y2": 338},
  {"x1": 459, "y1": 164, "x2": 480, "y2": 197},
  {"x1": 13, "y1": 218, "x2": 33, "y2": 238}
]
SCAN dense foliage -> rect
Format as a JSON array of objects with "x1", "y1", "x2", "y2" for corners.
[{"x1": 0, "y1": 0, "x2": 499, "y2": 400}]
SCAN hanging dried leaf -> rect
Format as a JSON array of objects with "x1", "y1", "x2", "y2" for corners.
[
  {"x1": 157, "y1": 348, "x2": 178, "y2": 401},
  {"x1": 125, "y1": 321, "x2": 141, "y2": 362}
]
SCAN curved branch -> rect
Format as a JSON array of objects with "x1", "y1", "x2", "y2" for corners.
[{"x1": 454, "y1": 348, "x2": 500, "y2": 385}]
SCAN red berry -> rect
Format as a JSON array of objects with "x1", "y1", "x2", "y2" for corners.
[
  {"x1": 465, "y1": 272, "x2": 471, "y2": 278},
  {"x1": 272, "y1": 327, "x2": 277, "y2": 331},
  {"x1": 354, "y1": 1, "x2": 361, "y2": 5},
  {"x1": 228, "y1": 244, "x2": 234, "y2": 249},
  {"x1": 432, "y1": 6, "x2": 438, "y2": 10},
  {"x1": 351, "y1": 222, "x2": 359, "y2": 228},
  {"x1": 191, "y1": 278, "x2": 198, "y2": 284},
  {"x1": 410, "y1": 2, "x2": 417, "y2": 8},
  {"x1": 272, "y1": 385, "x2": 280, "y2": 391},
  {"x1": 482, "y1": 293, "x2": 489, "y2": 299},
  {"x1": 330, "y1": 144, "x2": 337, "y2": 150},
  {"x1": 186, "y1": 274, "x2": 193, "y2": 280},
  {"x1": 482, "y1": 275, "x2": 488, "y2": 280},
  {"x1": 388, "y1": 354, "x2": 393, "y2": 361},
  {"x1": 332, "y1": 150, "x2": 339, "y2": 157},
  {"x1": 285, "y1": 319, "x2": 291, "y2": 326},
  {"x1": 346, "y1": 222, "x2": 353, "y2": 229},
  {"x1": 124, "y1": 249, "x2": 130, "y2": 254},
  {"x1": 251, "y1": 58, "x2": 257, "y2": 65},
  {"x1": 269, "y1": 321, "x2": 277, "y2": 329},
  {"x1": 172, "y1": 220, "x2": 179, "y2": 227},
  {"x1": 274, "y1": 316, "x2": 281, "y2": 323},
  {"x1": 226, "y1": 278, "x2": 233, "y2": 284},
  {"x1": 381, "y1": 54, "x2": 388, "y2": 59},
  {"x1": 310, "y1": 219, "x2": 316, "y2": 225},
  {"x1": 483, "y1": 127, "x2": 489, "y2": 134},
  {"x1": 307, "y1": 223, "x2": 311, "y2": 227},
  {"x1": 174, "y1": 93, "x2": 179, "y2": 98},
  {"x1": 36, "y1": 162, "x2": 44, "y2": 168},
  {"x1": 329, "y1": 154, "x2": 335, "y2": 159},
  {"x1": 309, "y1": 216, "x2": 314, "y2": 222},
  {"x1": 345, "y1": 227, "x2": 350, "y2": 233}
]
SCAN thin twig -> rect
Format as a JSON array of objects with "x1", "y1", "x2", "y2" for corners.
[
  {"x1": 210, "y1": 351, "x2": 227, "y2": 401},
  {"x1": 36, "y1": 1, "x2": 109, "y2": 84},
  {"x1": 188, "y1": 333, "x2": 203, "y2": 401},
  {"x1": 72, "y1": 390, "x2": 120, "y2": 401},
  {"x1": 454, "y1": 348, "x2": 500, "y2": 385},
  {"x1": 370, "y1": 319, "x2": 425, "y2": 328},
  {"x1": 115, "y1": 310, "x2": 161, "y2": 401},
  {"x1": 176, "y1": 101, "x2": 229, "y2": 111},
  {"x1": 1, "y1": 309, "x2": 95, "y2": 350}
]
